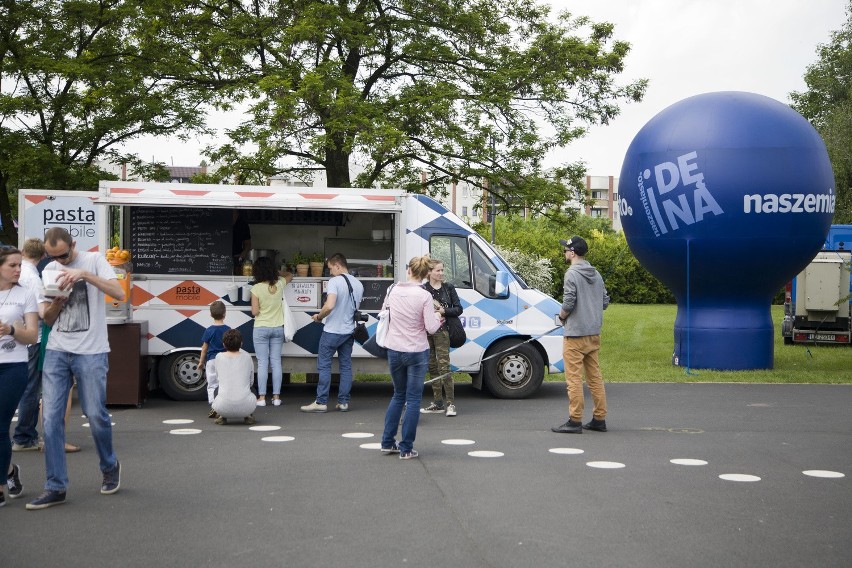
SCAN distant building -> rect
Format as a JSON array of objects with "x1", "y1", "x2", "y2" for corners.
[{"x1": 585, "y1": 175, "x2": 622, "y2": 232}]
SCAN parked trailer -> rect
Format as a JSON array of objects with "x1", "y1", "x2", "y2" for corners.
[
  {"x1": 77, "y1": 181, "x2": 566, "y2": 400},
  {"x1": 782, "y1": 224, "x2": 852, "y2": 345}
]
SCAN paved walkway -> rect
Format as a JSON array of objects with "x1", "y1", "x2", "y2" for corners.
[{"x1": 4, "y1": 382, "x2": 851, "y2": 567}]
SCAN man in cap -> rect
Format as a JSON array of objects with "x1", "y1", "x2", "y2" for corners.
[{"x1": 552, "y1": 236, "x2": 610, "y2": 434}]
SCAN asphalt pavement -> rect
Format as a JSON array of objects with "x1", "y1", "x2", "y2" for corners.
[{"x1": 4, "y1": 381, "x2": 851, "y2": 568}]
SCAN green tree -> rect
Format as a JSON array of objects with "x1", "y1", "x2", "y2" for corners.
[
  {"x1": 0, "y1": 0, "x2": 208, "y2": 244},
  {"x1": 145, "y1": 0, "x2": 645, "y2": 212},
  {"x1": 790, "y1": 3, "x2": 852, "y2": 223}
]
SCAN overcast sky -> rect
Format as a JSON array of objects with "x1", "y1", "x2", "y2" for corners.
[{"x1": 122, "y1": 0, "x2": 849, "y2": 177}]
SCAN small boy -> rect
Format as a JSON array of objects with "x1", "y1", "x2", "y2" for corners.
[
  {"x1": 198, "y1": 300, "x2": 231, "y2": 418},
  {"x1": 212, "y1": 329, "x2": 257, "y2": 425}
]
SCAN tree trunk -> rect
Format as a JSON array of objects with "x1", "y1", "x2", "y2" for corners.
[
  {"x1": 0, "y1": 174, "x2": 17, "y2": 245},
  {"x1": 325, "y1": 147, "x2": 351, "y2": 188}
]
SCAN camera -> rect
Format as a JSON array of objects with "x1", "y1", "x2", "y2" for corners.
[{"x1": 354, "y1": 310, "x2": 368, "y2": 322}]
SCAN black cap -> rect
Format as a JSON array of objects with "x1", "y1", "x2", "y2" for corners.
[{"x1": 559, "y1": 236, "x2": 588, "y2": 256}]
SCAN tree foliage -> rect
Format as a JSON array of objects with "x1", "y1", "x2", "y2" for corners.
[
  {"x1": 790, "y1": 2, "x2": 852, "y2": 223},
  {"x1": 0, "y1": 0, "x2": 208, "y2": 243},
  {"x1": 144, "y1": 0, "x2": 646, "y2": 213}
]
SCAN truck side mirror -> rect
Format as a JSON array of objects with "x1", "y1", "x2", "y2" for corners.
[{"x1": 494, "y1": 271, "x2": 510, "y2": 298}]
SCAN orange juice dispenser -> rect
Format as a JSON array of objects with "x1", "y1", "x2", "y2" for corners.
[{"x1": 105, "y1": 247, "x2": 133, "y2": 323}]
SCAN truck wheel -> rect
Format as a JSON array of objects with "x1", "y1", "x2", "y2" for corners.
[
  {"x1": 783, "y1": 336, "x2": 793, "y2": 345},
  {"x1": 158, "y1": 352, "x2": 206, "y2": 401},
  {"x1": 482, "y1": 339, "x2": 544, "y2": 399}
]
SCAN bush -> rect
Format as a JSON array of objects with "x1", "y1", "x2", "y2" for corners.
[{"x1": 475, "y1": 214, "x2": 674, "y2": 303}]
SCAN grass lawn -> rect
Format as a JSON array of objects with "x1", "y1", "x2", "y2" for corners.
[
  {"x1": 315, "y1": 305, "x2": 850, "y2": 387},
  {"x1": 591, "y1": 304, "x2": 852, "y2": 384}
]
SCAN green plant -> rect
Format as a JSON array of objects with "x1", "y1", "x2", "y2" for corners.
[
  {"x1": 292, "y1": 251, "x2": 308, "y2": 265},
  {"x1": 309, "y1": 251, "x2": 325, "y2": 263}
]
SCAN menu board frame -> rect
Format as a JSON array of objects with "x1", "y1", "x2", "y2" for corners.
[{"x1": 128, "y1": 206, "x2": 232, "y2": 275}]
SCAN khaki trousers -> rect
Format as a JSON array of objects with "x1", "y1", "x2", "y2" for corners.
[{"x1": 563, "y1": 335, "x2": 607, "y2": 422}]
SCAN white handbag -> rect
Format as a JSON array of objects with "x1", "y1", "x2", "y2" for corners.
[
  {"x1": 283, "y1": 298, "x2": 296, "y2": 342},
  {"x1": 375, "y1": 308, "x2": 390, "y2": 348}
]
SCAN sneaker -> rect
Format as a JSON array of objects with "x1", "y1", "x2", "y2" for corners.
[
  {"x1": 0, "y1": 491, "x2": 4, "y2": 507},
  {"x1": 399, "y1": 450, "x2": 419, "y2": 460},
  {"x1": 244, "y1": 415, "x2": 256, "y2": 425},
  {"x1": 420, "y1": 402, "x2": 444, "y2": 414},
  {"x1": 582, "y1": 418, "x2": 608, "y2": 432},
  {"x1": 215, "y1": 416, "x2": 227, "y2": 425},
  {"x1": 336, "y1": 403, "x2": 349, "y2": 412},
  {"x1": 26, "y1": 490, "x2": 67, "y2": 510},
  {"x1": 445, "y1": 404, "x2": 457, "y2": 417},
  {"x1": 208, "y1": 408, "x2": 218, "y2": 419},
  {"x1": 12, "y1": 441, "x2": 42, "y2": 452},
  {"x1": 6, "y1": 463, "x2": 22, "y2": 498},
  {"x1": 381, "y1": 441, "x2": 400, "y2": 455},
  {"x1": 256, "y1": 398, "x2": 267, "y2": 407},
  {"x1": 101, "y1": 461, "x2": 121, "y2": 495},
  {"x1": 272, "y1": 398, "x2": 282, "y2": 407},
  {"x1": 300, "y1": 401, "x2": 328, "y2": 413},
  {"x1": 551, "y1": 419, "x2": 583, "y2": 434}
]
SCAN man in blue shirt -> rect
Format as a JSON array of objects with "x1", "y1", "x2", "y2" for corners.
[{"x1": 301, "y1": 253, "x2": 363, "y2": 413}]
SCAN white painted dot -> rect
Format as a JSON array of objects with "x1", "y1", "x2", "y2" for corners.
[
  {"x1": 11, "y1": 417, "x2": 17, "y2": 422},
  {"x1": 249, "y1": 425, "x2": 281, "y2": 432},
  {"x1": 719, "y1": 473, "x2": 761, "y2": 482},
  {"x1": 587, "y1": 461, "x2": 625, "y2": 469},
  {"x1": 262, "y1": 435, "x2": 295, "y2": 442},
  {"x1": 169, "y1": 428, "x2": 202, "y2": 435},
  {"x1": 163, "y1": 419, "x2": 194, "y2": 425},
  {"x1": 670, "y1": 458, "x2": 708, "y2": 466},
  {"x1": 342, "y1": 432, "x2": 373, "y2": 439},
  {"x1": 82, "y1": 422, "x2": 115, "y2": 428},
  {"x1": 549, "y1": 448, "x2": 584, "y2": 455},
  {"x1": 803, "y1": 470, "x2": 845, "y2": 479},
  {"x1": 360, "y1": 442, "x2": 383, "y2": 450},
  {"x1": 468, "y1": 450, "x2": 504, "y2": 458},
  {"x1": 442, "y1": 439, "x2": 475, "y2": 445}
]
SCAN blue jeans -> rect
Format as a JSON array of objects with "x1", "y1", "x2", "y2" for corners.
[
  {"x1": 382, "y1": 349, "x2": 429, "y2": 453},
  {"x1": 0, "y1": 362, "x2": 28, "y2": 481},
  {"x1": 12, "y1": 343, "x2": 42, "y2": 446},
  {"x1": 42, "y1": 350, "x2": 117, "y2": 491},
  {"x1": 316, "y1": 331, "x2": 354, "y2": 405},
  {"x1": 254, "y1": 326, "x2": 284, "y2": 396}
]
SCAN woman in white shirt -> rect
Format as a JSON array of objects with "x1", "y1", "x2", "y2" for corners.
[
  {"x1": 0, "y1": 247, "x2": 40, "y2": 506},
  {"x1": 212, "y1": 329, "x2": 258, "y2": 425}
]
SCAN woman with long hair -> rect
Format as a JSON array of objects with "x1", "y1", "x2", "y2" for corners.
[
  {"x1": 380, "y1": 255, "x2": 443, "y2": 460},
  {"x1": 420, "y1": 259, "x2": 463, "y2": 417},
  {"x1": 0, "y1": 247, "x2": 40, "y2": 507},
  {"x1": 250, "y1": 256, "x2": 291, "y2": 407}
]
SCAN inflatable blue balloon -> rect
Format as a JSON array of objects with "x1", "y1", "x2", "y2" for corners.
[{"x1": 618, "y1": 92, "x2": 834, "y2": 370}]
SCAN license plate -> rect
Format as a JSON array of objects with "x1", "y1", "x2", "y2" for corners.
[{"x1": 809, "y1": 333, "x2": 836, "y2": 341}]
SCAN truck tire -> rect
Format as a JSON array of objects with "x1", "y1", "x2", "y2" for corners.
[
  {"x1": 482, "y1": 339, "x2": 544, "y2": 399},
  {"x1": 158, "y1": 351, "x2": 206, "y2": 401},
  {"x1": 783, "y1": 336, "x2": 793, "y2": 345}
]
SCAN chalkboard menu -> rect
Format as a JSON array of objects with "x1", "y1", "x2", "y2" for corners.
[
  {"x1": 130, "y1": 207, "x2": 232, "y2": 275},
  {"x1": 358, "y1": 279, "x2": 394, "y2": 310}
]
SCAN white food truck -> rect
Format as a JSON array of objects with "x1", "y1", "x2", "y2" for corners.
[{"x1": 19, "y1": 182, "x2": 565, "y2": 400}]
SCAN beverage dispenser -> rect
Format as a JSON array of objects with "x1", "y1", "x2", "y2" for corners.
[{"x1": 105, "y1": 247, "x2": 133, "y2": 324}]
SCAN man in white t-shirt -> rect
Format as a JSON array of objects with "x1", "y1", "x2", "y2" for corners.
[
  {"x1": 301, "y1": 253, "x2": 363, "y2": 413},
  {"x1": 12, "y1": 238, "x2": 46, "y2": 451},
  {"x1": 27, "y1": 228, "x2": 125, "y2": 510}
]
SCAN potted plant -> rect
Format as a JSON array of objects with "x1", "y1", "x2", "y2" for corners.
[
  {"x1": 309, "y1": 251, "x2": 325, "y2": 277},
  {"x1": 292, "y1": 251, "x2": 309, "y2": 277}
]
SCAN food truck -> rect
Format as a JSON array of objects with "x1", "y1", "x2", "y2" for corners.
[{"x1": 20, "y1": 182, "x2": 565, "y2": 401}]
